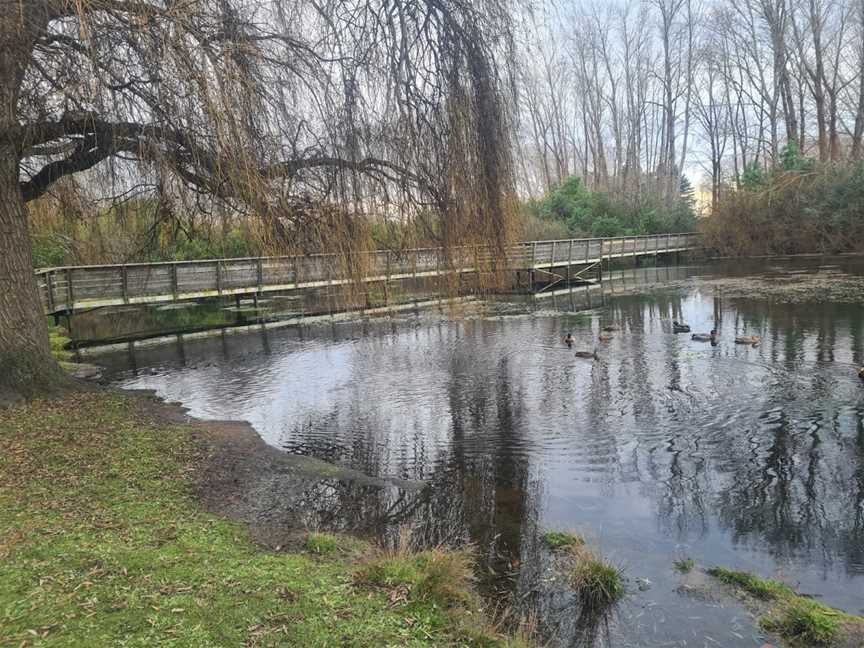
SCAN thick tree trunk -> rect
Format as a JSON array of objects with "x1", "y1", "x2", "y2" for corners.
[
  {"x1": 0, "y1": 11, "x2": 66, "y2": 402},
  {"x1": 0, "y1": 151, "x2": 65, "y2": 402}
]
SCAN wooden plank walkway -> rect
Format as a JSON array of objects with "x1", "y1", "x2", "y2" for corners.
[{"x1": 35, "y1": 233, "x2": 701, "y2": 315}]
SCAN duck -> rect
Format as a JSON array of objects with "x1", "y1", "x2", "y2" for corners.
[
  {"x1": 574, "y1": 349, "x2": 599, "y2": 360},
  {"x1": 602, "y1": 325, "x2": 621, "y2": 332},
  {"x1": 858, "y1": 367, "x2": 864, "y2": 381},
  {"x1": 564, "y1": 333, "x2": 575, "y2": 349},
  {"x1": 672, "y1": 321, "x2": 691, "y2": 333},
  {"x1": 691, "y1": 329, "x2": 717, "y2": 342},
  {"x1": 598, "y1": 333, "x2": 614, "y2": 343},
  {"x1": 735, "y1": 335, "x2": 761, "y2": 346}
]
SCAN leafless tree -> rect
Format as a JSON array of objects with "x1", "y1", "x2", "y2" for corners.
[{"x1": 515, "y1": 0, "x2": 862, "y2": 203}]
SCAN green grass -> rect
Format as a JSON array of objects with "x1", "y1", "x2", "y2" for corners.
[
  {"x1": 0, "y1": 392, "x2": 530, "y2": 647},
  {"x1": 707, "y1": 567, "x2": 864, "y2": 646},
  {"x1": 356, "y1": 548, "x2": 476, "y2": 608},
  {"x1": 543, "y1": 531, "x2": 584, "y2": 551},
  {"x1": 543, "y1": 531, "x2": 625, "y2": 614},
  {"x1": 761, "y1": 598, "x2": 841, "y2": 646},
  {"x1": 672, "y1": 558, "x2": 694, "y2": 573},
  {"x1": 304, "y1": 532, "x2": 340, "y2": 555},
  {"x1": 48, "y1": 326, "x2": 73, "y2": 362},
  {"x1": 569, "y1": 553, "x2": 625, "y2": 611},
  {"x1": 706, "y1": 567, "x2": 793, "y2": 600}
]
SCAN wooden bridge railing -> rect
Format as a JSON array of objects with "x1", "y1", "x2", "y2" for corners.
[{"x1": 35, "y1": 232, "x2": 701, "y2": 315}]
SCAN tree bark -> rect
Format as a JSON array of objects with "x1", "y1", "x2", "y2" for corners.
[
  {"x1": 0, "y1": 147, "x2": 66, "y2": 402},
  {"x1": 0, "y1": 7, "x2": 66, "y2": 402},
  {"x1": 851, "y1": 0, "x2": 864, "y2": 159}
]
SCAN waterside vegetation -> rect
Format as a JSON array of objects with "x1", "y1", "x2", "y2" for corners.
[
  {"x1": 707, "y1": 566, "x2": 864, "y2": 647},
  {"x1": 0, "y1": 392, "x2": 531, "y2": 647}
]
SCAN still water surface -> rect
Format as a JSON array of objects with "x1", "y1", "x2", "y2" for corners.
[{"x1": 98, "y1": 260, "x2": 864, "y2": 647}]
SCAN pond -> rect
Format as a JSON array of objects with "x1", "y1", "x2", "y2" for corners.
[{"x1": 92, "y1": 258, "x2": 864, "y2": 647}]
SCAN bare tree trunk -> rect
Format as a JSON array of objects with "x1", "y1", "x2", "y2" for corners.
[
  {"x1": 805, "y1": 0, "x2": 829, "y2": 160},
  {"x1": 0, "y1": 12, "x2": 67, "y2": 401},
  {"x1": 678, "y1": 0, "x2": 694, "y2": 180},
  {"x1": 853, "y1": 0, "x2": 864, "y2": 159},
  {"x1": 0, "y1": 151, "x2": 66, "y2": 401}
]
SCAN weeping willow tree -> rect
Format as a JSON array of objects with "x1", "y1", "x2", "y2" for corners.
[{"x1": 0, "y1": 0, "x2": 517, "y2": 400}]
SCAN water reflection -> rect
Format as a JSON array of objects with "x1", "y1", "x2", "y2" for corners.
[{"x1": 96, "y1": 260, "x2": 864, "y2": 646}]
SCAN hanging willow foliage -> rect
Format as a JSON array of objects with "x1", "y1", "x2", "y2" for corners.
[{"x1": 7, "y1": 0, "x2": 519, "y2": 284}]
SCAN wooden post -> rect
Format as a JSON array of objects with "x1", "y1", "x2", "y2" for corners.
[
  {"x1": 45, "y1": 271, "x2": 55, "y2": 314},
  {"x1": 65, "y1": 311, "x2": 75, "y2": 349},
  {"x1": 294, "y1": 255, "x2": 301, "y2": 287},
  {"x1": 171, "y1": 263, "x2": 179, "y2": 300},
  {"x1": 385, "y1": 251, "x2": 391, "y2": 305},
  {"x1": 256, "y1": 258, "x2": 263, "y2": 294},
  {"x1": 65, "y1": 268, "x2": 74, "y2": 311},
  {"x1": 121, "y1": 266, "x2": 129, "y2": 304},
  {"x1": 528, "y1": 241, "x2": 536, "y2": 291},
  {"x1": 215, "y1": 261, "x2": 222, "y2": 295},
  {"x1": 567, "y1": 240, "x2": 573, "y2": 285},
  {"x1": 327, "y1": 255, "x2": 334, "y2": 317}
]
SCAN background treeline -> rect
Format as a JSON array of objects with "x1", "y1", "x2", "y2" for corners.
[
  {"x1": 28, "y1": 0, "x2": 864, "y2": 266},
  {"x1": 517, "y1": 0, "x2": 864, "y2": 255}
]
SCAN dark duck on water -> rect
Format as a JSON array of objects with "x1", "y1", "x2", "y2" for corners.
[
  {"x1": 574, "y1": 349, "x2": 599, "y2": 360},
  {"x1": 691, "y1": 329, "x2": 716, "y2": 342},
  {"x1": 672, "y1": 321, "x2": 691, "y2": 333}
]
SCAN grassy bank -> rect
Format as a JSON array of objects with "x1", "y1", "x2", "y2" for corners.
[
  {"x1": 707, "y1": 567, "x2": 864, "y2": 647},
  {"x1": 0, "y1": 392, "x2": 528, "y2": 647}
]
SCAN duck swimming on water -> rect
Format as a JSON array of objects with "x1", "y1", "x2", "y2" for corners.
[
  {"x1": 574, "y1": 349, "x2": 599, "y2": 360},
  {"x1": 672, "y1": 321, "x2": 691, "y2": 333},
  {"x1": 602, "y1": 325, "x2": 621, "y2": 332},
  {"x1": 691, "y1": 330, "x2": 717, "y2": 342},
  {"x1": 858, "y1": 367, "x2": 864, "y2": 381},
  {"x1": 598, "y1": 333, "x2": 614, "y2": 343},
  {"x1": 564, "y1": 333, "x2": 575, "y2": 349},
  {"x1": 735, "y1": 335, "x2": 761, "y2": 346}
]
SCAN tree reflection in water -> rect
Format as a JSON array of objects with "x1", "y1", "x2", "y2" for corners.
[{"x1": 106, "y1": 261, "x2": 864, "y2": 646}]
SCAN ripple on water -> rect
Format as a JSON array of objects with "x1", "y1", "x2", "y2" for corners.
[{"x1": 107, "y1": 268, "x2": 864, "y2": 645}]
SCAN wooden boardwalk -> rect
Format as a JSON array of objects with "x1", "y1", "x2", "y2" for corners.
[{"x1": 35, "y1": 233, "x2": 701, "y2": 315}]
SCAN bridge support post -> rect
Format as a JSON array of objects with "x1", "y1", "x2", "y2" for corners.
[
  {"x1": 121, "y1": 266, "x2": 129, "y2": 304},
  {"x1": 45, "y1": 271, "x2": 55, "y2": 314},
  {"x1": 65, "y1": 268, "x2": 73, "y2": 312},
  {"x1": 64, "y1": 311, "x2": 75, "y2": 350},
  {"x1": 171, "y1": 264, "x2": 179, "y2": 302},
  {"x1": 385, "y1": 251, "x2": 391, "y2": 306}
]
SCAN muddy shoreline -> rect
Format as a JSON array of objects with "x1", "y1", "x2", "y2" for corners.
[{"x1": 128, "y1": 388, "x2": 425, "y2": 550}]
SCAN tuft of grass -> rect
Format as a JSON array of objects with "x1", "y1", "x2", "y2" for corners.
[
  {"x1": 0, "y1": 392, "x2": 530, "y2": 647},
  {"x1": 707, "y1": 566, "x2": 864, "y2": 647},
  {"x1": 543, "y1": 530, "x2": 584, "y2": 551},
  {"x1": 761, "y1": 598, "x2": 841, "y2": 646},
  {"x1": 356, "y1": 548, "x2": 476, "y2": 609},
  {"x1": 305, "y1": 531, "x2": 339, "y2": 555},
  {"x1": 706, "y1": 567, "x2": 793, "y2": 600},
  {"x1": 570, "y1": 552, "x2": 625, "y2": 611},
  {"x1": 673, "y1": 558, "x2": 695, "y2": 573}
]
